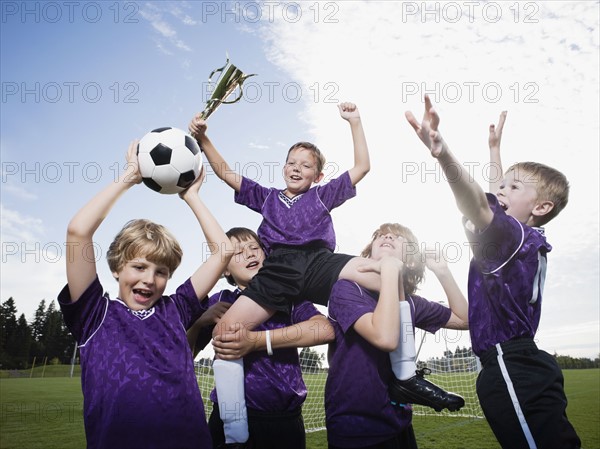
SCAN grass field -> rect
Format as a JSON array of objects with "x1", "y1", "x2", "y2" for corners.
[{"x1": 1, "y1": 369, "x2": 598, "y2": 448}]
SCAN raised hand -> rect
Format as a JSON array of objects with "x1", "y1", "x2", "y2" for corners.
[
  {"x1": 338, "y1": 102, "x2": 360, "y2": 121},
  {"x1": 179, "y1": 166, "x2": 205, "y2": 201},
  {"x1": 489, "y1": 111, "x2": 507, "y2": 150},
  {"x1": 424, "y1": 246, "x2": 449, "y2": 274},
  {"x1": 188, "y1": 113, "x2": 207, "y2": 140},
  {"x1": 405, "y1": 94, "x2": 440, "y2": 150},
  {"x1": 488, "y1": 111, "x2": 507, "y2": 193},
  {"x1": 124, "y1": 140, "x2": 143, "y2": 185}
]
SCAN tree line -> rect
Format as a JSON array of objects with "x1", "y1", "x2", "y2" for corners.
[
  {"x1": 425, "y1": 346, "x2": 599, "y2": 371},
  {"x1": 0, "y1": 298, "x2": 74, "y2": 370}
]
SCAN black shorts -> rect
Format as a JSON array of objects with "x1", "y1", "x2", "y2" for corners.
[
  {"x1": 243, "y1": 245, "x2": 354, "y2": 314},
  {"x1": 477, "y1": 338, "x2": 581, "y2": 449}
]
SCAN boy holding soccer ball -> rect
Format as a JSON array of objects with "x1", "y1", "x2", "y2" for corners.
[
  {"x1": 187, "y1": 227, "x2": 334, "y2": 449},
  {"x1": 58, "y1": 141, "x2": 233, "y2": 449},
  {"x1": 405, "y1": 96, "x2": 581, "y2": 448}
]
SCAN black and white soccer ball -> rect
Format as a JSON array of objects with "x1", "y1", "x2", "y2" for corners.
[{"x1": 137, "y1": 127, "x2": 202, "y2": 194}]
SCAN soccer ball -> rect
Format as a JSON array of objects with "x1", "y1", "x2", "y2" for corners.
[{"x1": 137, "y1": 127, "x2": 202, "y2": 194}]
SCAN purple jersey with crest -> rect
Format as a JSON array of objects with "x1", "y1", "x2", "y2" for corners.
[
  {"x1": 465, "y1": 193, "x2": 552, "y2": 356},
  {"x1": 204, "y1": 289, "x2": 322, "y2": 411},
  {"x1": 58, "y1": 277, "x2": 211, "y2": 449},
  {"x1": 234, "y1": 171, "x2": 356, "y2": 253},
  {"x1": 325, "y1": 280, "x2": 451, "y2": 448}
]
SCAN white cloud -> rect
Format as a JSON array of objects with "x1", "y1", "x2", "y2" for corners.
[
  {"x1": 1, "y1": 183, "x2": 37, "y2": 200},
  {"x1": 256, "y1": 1, "x2": 600, "y2": 358},
  {"x1": 0, "y1": 205, "x2": 64, "y2": 320},
  {"x1": 139, "y1": 3, "x2": 193, "y2": 53},
  {"x1": 248, "y1": 142, "x2": 270, "y2": 150}
]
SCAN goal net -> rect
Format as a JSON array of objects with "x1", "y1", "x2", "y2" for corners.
[{"x1": 195, "y1": 329, "x2": 483, "y2": 433}]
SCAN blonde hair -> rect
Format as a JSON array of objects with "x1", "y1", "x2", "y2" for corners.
[
  {"x1": 361, "y1": 223, "x2": 425, "y2": 296},
  {"x1": 507, "y1": 162, "x2": 569, "y2": 225},
  {"x1": 106, "y1": 219, "x2": 182, "y2": 276},
  {"x1": 287, "y1": 141, "x2": 326, "y2": 174}
]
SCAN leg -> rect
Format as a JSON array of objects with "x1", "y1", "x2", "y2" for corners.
[
  {"x1": 389, "y1": 301, "x2": 417, "y2": 380},
  {"x1": 212, "y1": 296, "x2": 275, "y2": 446},
  {"x1": 388, "y1": 302, "x2": 464, "y2": 412},
  {"x1": 479, "y1": 349, "x2": 581, "y2": 449}
]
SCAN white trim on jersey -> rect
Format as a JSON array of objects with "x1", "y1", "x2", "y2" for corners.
[
  {"x1": 79, "y1": 297, "x2": 110, "y2": 348},
  {"x1": 496, "y1": 343, "x2": 537, "y2": 449},
  {"x1": 530, "y1": 252, "x2": 547, "y2": 304},
  {"x1": 482, "y1": 216, "x2": 525, "y2": 275}
]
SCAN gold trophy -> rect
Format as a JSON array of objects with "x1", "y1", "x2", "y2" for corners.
[{"x1": 200, "y1": 55, "x2": 256, "y2": 120}]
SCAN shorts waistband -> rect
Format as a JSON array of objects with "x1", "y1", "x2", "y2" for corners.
[
  {"x1": 247, "y1": 406, "x2": 302, "y2": 420},
  {"x1": 270, "y1": 242, "x2": 329, "y2": 251},
  {"x1": 479, "y1": 338, "x2": 538, "y2": 367}
]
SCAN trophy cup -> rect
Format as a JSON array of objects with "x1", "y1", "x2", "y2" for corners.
[{"x1": 200, "y1": 55, "x2": 256, "y2": 120}]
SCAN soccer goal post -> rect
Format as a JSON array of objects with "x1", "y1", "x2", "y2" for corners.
[{"x1": 196, "y1": 331, "x2": 483, "y2": 434}]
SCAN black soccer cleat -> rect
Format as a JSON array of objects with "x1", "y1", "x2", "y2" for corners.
[
  {"x1": 218, "y1": 444, "x2": 249, "y2": 449},
  {"x1": 389, "y1": 368, "x2": 465, "y2": 412}
]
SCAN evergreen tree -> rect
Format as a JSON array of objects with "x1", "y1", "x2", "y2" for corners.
[
  {"x1": 0, "y1": 298, "x2": 18, "y2": 368},
  {"x1": 13, "y1": 314, "x2": 32, "y2": 368},
  {"x1": 31, "y1": 300, "x2": 47, "y2": 341},
  {"x1": 30, "y1": 299, "x2": 47, "y2": 358}
]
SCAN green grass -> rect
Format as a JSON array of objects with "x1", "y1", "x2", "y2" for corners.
[{"x1": 1, "y1": 369, "x2": 598, "y2": 449}]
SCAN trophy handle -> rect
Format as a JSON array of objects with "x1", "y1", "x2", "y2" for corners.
[
  {"x1": 200, "y1": 54, "x2": 257, "y2": 119},
  {"x1": 219, "y1": 72, "x2": 257, "y2": 104},
  {"x1": 207, "y1": 57, "x2": 230, "y2": 84}
]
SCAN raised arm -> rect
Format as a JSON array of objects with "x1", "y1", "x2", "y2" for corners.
[
  {"x1": 406, "y1": 95, "x2": 493, "y2": 230},
  {"x1": 66, "y1": 141, "x2": 141, "y2": 302},
  {"x1": 338, "y1": 102, "x2": 370, "y2": 186},
  {"x1": 488, "y1": 111, "x2": 507, "y2": 194},
  {"x1": 188, "y1": 114, "x2": 242, "y2": 192},
  {"x1": 353, "y1": 257, "x2": 404, "y2": 352},
  {"x1": 180, "y1": 170, "x2": 234, "y2": 299},
  {"x1": 424, "y1": 249, "x2": 468, "y2": 330}
]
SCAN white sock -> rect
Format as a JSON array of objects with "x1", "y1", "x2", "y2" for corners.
[
  {"x1": 389, "y1": 301, "x2": 417, "y2": 380},
  {"x1": 212, "y1": 359, "x2": 249, "y2": 443}
]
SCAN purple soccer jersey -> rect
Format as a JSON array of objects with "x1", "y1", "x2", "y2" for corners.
[
  {"x1": 234, "y1": 171, "x2": 356, "y2": 253},
  {"x1": 58, "y1": 277, "x2": 211, "y2": 449},
  {"x1": 205, "y1": 289, "x2": 322, "y2": 412},
  {"x1": 325, "y1": 280, "x2": 451, "y2": 448},
  {"x1": 465, "y1": 193, "x2": 552, "y2": 356}
]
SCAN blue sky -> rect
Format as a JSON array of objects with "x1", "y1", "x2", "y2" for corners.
[{"x1": 1, "y1": 1, "x2": 598, "y2": 360}]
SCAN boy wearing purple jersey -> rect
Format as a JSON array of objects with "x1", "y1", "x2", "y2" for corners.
[
  {"x1": 187, "y1": 227, "x2": 334, "y2": 449},
  {"x1": 405, "y1": 96, "x2": 581, "y2": 449},
  {"x1": 59, "y1": 142, "x2": 233, "y2": 449},
  {"x1": 188, "y1": 105, "x2": 461, "y2": 447},
  {"x1": 326, "y1": 223, "x2": 469, "y2": 449},
  {"x1": 188, "y1": 103, "x2": 370, "y2": 446}
]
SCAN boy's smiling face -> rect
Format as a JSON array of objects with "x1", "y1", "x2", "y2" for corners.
[
  {"x1": 283, "y1": 147, "x2": 324, "y2": 196},
  {"x1": 496, "y1": 169, "x2": 542, "y2": 225},
  {"x1": 114, "y1": 257, "x2": 169, "y2": 310}
]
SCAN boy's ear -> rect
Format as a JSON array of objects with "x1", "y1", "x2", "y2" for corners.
[
  {"x1": 532, "y1": 200, "x2": 555, "y2": 218},
  {"x1": 314, "y1": 172, "x2": 325, "y2": 184},
  {"x1": 112, "y1": 272, "x2": 119, "y2": 281}
]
